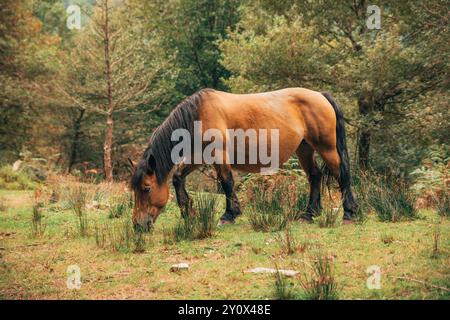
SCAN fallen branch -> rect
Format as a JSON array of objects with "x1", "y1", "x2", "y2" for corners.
[{"x1": 388, "y1": 275, "x2": 450, "y2": 292}]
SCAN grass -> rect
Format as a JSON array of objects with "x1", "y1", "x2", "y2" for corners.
[
  {"x1": 247, "y1": 188, "x2": 290, "y2": 232},
  {"x1": 0, "y1": 188, "x2": 449, "y2": 300},
  {"x1": 163, "y1": 192, "x2": 219, "y2": 243},
  {"x1": 300, "y1": 252, "x2": 339, "y2": 300},
  {"x1": 66, "y1": 186, "x2": 89, "y2": 237},
  {"x1": 273, "y1": 268, "x2": 296, "y2": 300},
  {"x1": 313, "y1": 206, "x2": 341, "y2": 228},
  {"x1": 367, "y1": 177, "x2": 419, "y2": 222}
]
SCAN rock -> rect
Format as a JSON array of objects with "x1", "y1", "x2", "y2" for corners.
[
  {"x1": 12, "y1": 160, "x2": 22, "y2": 172},
  {"x1": 245, "y1": 267, "x2": 298, "y2": 277},
  {"x1": 170, "y1": 263, "x2": 189, "y2": 272}
]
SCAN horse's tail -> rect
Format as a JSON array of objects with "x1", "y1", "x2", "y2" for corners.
[{"x1": 321, "y1": 92, "x2": 352, "y2": 191}]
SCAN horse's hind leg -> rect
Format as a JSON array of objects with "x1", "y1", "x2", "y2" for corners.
[
  {"x1": 214, "y1": 164, "x2": 241, "y2": 224},
  {"x1": 315, "y1": 148, "x2": 358, "y2": 220},
  {"x1": 296, "y1": 141, "x2": 322, "y2": 220},
  {"x1": 172, "y1": 164, "x2": 198, "y2": 218}
]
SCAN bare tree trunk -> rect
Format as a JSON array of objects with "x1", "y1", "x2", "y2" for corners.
[
  {"x1": 68, "y1": 108, "x2": 85, "y2": 173},
  {"x1": 358, "y1": 129, "x2": 371, "y2": 169},
  {"x1": 102, "y1": 0, "x2": 114, "y2": 182},
  {"x1": 357, "y1": 96, "x2": 372, "y2": 170},
  {"x1": 103, "y1": 112, "x2": 114, "y2": 181}
]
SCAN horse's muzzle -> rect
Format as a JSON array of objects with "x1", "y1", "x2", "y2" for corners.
[{"x1": 133, "y1": 216, "x2": 153, "y2": 233}]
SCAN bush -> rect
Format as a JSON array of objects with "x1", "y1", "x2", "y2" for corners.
[{"x1": 0, "y1": 165, "x2": 37, "y2": 190}]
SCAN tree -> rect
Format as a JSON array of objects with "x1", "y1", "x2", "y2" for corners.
[
  {"x1": 220, "y1": 0, "x2": 448, "y2": 171},
  {"x1": 138, "y1": 0, "x2": 241, "y2": 95},
  {"x1": 53, "y1": 0, "x2": 175, "y2": 181}
]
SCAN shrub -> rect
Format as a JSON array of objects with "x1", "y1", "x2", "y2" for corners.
[{"x1": 0, "y1": 165, "x2": 37, "y2": 190}]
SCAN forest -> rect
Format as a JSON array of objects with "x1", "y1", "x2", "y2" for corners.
[{"x1": 0, "y1": 0, "x2": 448, "y2": 300}]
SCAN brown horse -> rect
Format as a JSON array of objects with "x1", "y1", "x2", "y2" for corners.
[{"x1": 131, "y1": 88, "x2": 358, "y2": 231}]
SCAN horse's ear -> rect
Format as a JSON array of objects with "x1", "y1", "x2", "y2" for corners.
[
  {"x1": 127, "y1": 158, "x2": 137, "y2": 174},
  {"x1": 148, "y1": 154, "x2": 157, "y2": 172}
]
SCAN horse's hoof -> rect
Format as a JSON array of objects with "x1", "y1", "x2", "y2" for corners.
[
  {"x1": 218, "y1": 219, "x2": 235, "y2": 226},
  {"x1": 298, "y1": 214, "x2": 313, "y2": 224}
]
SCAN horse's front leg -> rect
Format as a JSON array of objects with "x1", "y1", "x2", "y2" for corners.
[
  {"x1": 172, "y1": 164, "x2": 198, "y2": 219},
  {"x1": 215, "y1": 164, "x2": 241, "y2": 224}
]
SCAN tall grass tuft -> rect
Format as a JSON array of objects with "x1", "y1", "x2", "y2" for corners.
[
  {"x1": 248, "y1": 188, "x2": 289, "y2": 232},
  {"x1": 300, "y1": 253, "x2": 339, "y2": 300},
  {"x1": 195, "y1": 192, "x2": 219, "y2": 239},
  {"x1": 67, "y1": 186, "x2": 89, "y2": 237},
  {"x1": 273, "y1": 267, "x2": 296, "y2": 300},
  {"x1": 313, "y1": 206, "x2": 340, "y2": 228},
  {"x1": 31, "y1": 202, "x2": 46, "y2": 237},
  {"x1": 431, "y1": 224, "x2": 441, "y2": 259},
  {"x1": 275, "y1": 225, "x2": 304, "y2": 255},
  {"x1": 95, "y1": 215, "x2": 150, "y2": 253},
  {"x1": 366, "y1": 176, "x2": 418, "y2": 222},
  {"x1": 163, "y1": 192, "x2": 218, "y2": 243}
]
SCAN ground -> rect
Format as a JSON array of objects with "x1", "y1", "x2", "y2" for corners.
[{"x1": 0, "y1": 189, "x2": 449, "y2": 300}]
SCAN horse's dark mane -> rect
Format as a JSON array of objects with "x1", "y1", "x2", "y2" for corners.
[{"x1": 131, "y1": 89, "x2": 211, "y2": 189}]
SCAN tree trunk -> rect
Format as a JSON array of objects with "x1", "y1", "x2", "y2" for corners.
[
  {"x1": 103, "y1": 112, "x2": 114, "y2": 181},
  {"x1": 102, "y1": 0, "x2": 114, "y2": 182},
  {"x1": 358, "y1": 129, "x2": 371, "y2": 169},
  {"x1": 68, "y1": 108, "x2": 85, "y2": 173},
  {"x1": 357, "y1": 96, "x2": 372, "y2": 170}
]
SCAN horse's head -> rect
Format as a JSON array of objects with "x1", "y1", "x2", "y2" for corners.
[{"x1": 129, "y1": 153, "x2": 169, "y2": 232}]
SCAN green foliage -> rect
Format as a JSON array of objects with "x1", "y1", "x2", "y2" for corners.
[{"x1": 0, "y1": 165, "x2": 37, "y2": 190}]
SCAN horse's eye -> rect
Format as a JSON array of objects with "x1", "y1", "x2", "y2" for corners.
[{"x1": 143, "y1": 186, "x2": 151, "y2": 193}]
